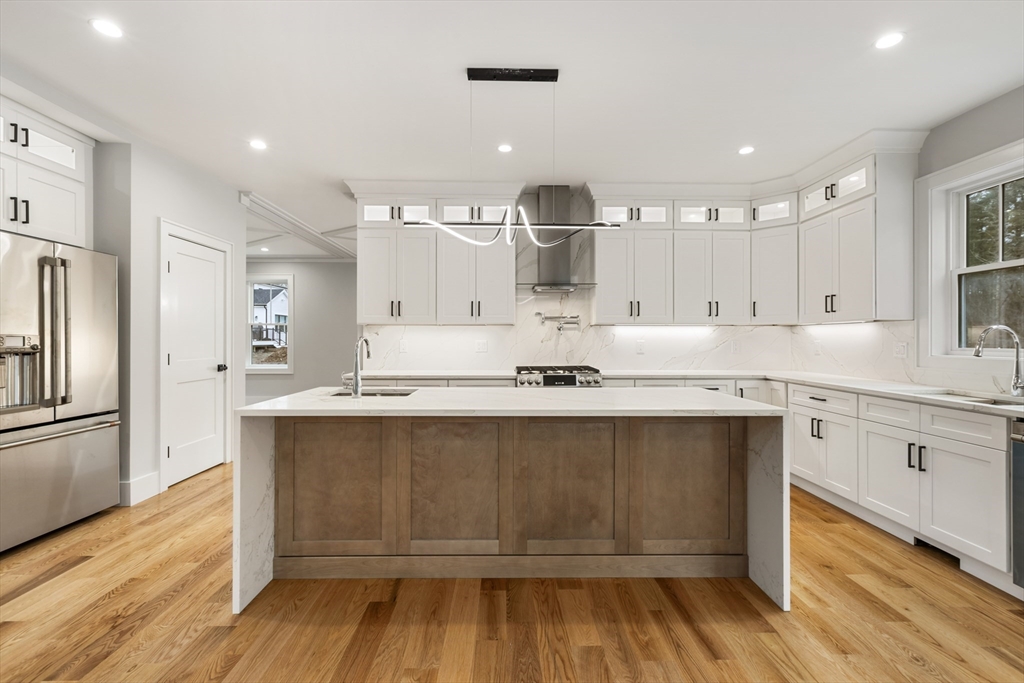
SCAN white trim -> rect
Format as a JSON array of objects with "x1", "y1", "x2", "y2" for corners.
[
  {"x1": 915, "y1": 140, "x2": 1024, "y2": 374},
  {"x1": 241, "y1": 191, "x2": 356, "y2": 259},
  {"x1": 118, "y1": 471, "x2": 161, "y2": 507},
  {"x1": 246, "y1": 273, "x2": 294, "y2": 375},
  {"x1": 159, "y1": 219, "x2": 235, "y2": 492}
]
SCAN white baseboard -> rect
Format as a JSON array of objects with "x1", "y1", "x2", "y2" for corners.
[
  {"x1": 791, "y1": 475, "x2": 1023, "y2": 600},
  {"x1": 119, "y1": 471, "x2": 160, "y2": 506}
]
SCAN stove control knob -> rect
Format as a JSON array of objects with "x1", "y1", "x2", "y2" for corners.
[
  {"x1": 594, "y1": 376, "x2": 601, "y2": 384},
  {"x1": 584, "y1": 377, "x2": 593, "y2": 384},
  {"x1": 527, "y1": 377, "x2": 536, "y2": 385},
  {"x1": 518, "y1": 376, "x2": 526, "y2": 385}
]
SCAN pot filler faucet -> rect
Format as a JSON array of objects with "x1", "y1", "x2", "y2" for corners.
[
  {"x1": 974, "y1": 325, "x2": 1024, "y2": 397},
  {"x1": 352, "y1": 336, "x2": 371, "y2": 398}
]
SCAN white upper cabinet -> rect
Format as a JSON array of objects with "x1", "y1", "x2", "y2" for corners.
[
  {"x1": 437, "y1": 230, "x2": 514, "y2": 325},
  {"x1": 633, "y1": 231, "x2": 674, "y2": 323},
  {"x1": 14, "y1": 163, "x2": 87, "y2": 246},
  {"x1": 594, "y1": 230, "x2": 671, "y2": 324},
  {"x1": 0, "y1": 103, "x2": 19, "y2": 159},
  {"x1": 751, "y1": 192, "x2": 798, "y2": 229},
  {"x1": 592, "y1": 199, "x2": 672, "y2": 229},
  {"x1": 356, "y1": 229, "x2": 436, "y2": 324},
  {"x1": 0, "y1": 155, "x2": 14, "y2": 227},
  {"x1": 357, "y1": 198, "x2": 437, "y2": 228},
  {"x1": 14, "y1": 112, "x2": 87, "y2": 183},
  {"x1": 798, "y1": 212, "x2": 836, "y2": 324},
  {"x1": 673, "y1": 231, "x2": 713, "y2": 323},
  {"x1": 711, "y1": 231, "x2": 750, "y2": 324},
  {"x1": 800, "y1": 155, "x2": 876, "y2": 220},
  {"x1": 750, "y1": 225, "x2": 797, "y2": 324},
  {"x1": 594, "y1": 230, "x2": 635, "y2": 324},
  {"x1": 437, "y1": 198, "x2": 515, "y2": 225},
  {"x1": 674, "y1": 200, "x2": 750, "y2": 230}
]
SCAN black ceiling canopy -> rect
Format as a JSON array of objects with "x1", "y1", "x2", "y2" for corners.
[{"x1": 467, "y1": 68, "x2": 559, "y2": 82}]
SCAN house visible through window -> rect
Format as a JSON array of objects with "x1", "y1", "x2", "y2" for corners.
[
  {"x1": 957, "y1": 177, "x2": 1024, "y2": 349},
  {"x1": 247, "y1": 275, "x2": 293, "y2": 372}
]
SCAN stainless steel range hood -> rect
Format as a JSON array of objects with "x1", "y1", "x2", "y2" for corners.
[{"x1": 532, "y1": 185, "x2": 578, "y2": 293}]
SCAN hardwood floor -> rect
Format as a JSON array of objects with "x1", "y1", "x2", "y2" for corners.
[{"x1": 1, "y1": 463, "x2": 1022, "y2": 683}]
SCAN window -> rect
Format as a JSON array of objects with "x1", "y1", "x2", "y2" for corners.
[
  {"x1": 955, "y1": 177, "x2": 1024, "y2": 349},
  {"x1": 247, "y1": 274, "x2": 293, "y2": 374}
]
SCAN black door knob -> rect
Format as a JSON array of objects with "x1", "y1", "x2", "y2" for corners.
[{"x1": 217, "y1": 364, "x2": 228, "y2": 372}]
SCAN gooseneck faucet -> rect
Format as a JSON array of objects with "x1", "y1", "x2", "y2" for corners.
[
  {"x1": 352, "y1": 336, "x2": 371, "y2": 398},
  {"x1": 973, "y1": 325, "x2": 1024, "y2": 397}
]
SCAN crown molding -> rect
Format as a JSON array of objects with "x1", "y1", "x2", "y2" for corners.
[
  {"x1": 240, "y1": 192, "x2": 355, "y2": 259},
  {"x1": 344, "y1": 180, "x2": 525, "y2": 199}
]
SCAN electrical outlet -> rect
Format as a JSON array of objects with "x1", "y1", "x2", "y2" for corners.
[
  {"x1": 636, "y1": 340, "x2": 645, "y2": 355},
  {"x1": 476, "y1": 340, "x2": 487, "y2": 353},
  {"x1": 399, "y1": 340, "x2": 408, "y2": 353},
  {"x1": 731, "y1": 340, "x2": 740, "y2": 354},
  {"x1": 893, "y1": 341, "x2": 908, "y2": 359},
  {"x1": 814, "y1": 341, "x2": 823, "y2": 356}
]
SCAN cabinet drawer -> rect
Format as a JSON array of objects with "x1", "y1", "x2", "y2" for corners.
[
  {"x1": 858, "y1": 395, "x2": 920, "y2": 431},
  {"x1": 448, "y1": 379, "x2": 516, "y2": 387},
  {"x1": 398, "y1": 379, "x2": 449, "y2": 387},
  {"x1": 602, "y1": 379, "x2": 636, "y2": 387},
  {"x1": 635, "y1": 379, "x2": 686, "y2": 387},
  {"x1": 788, "y1": 384, "x2": 857, "y2": 417},
  {"x1": 684, "y1": 379, "x2": 736, "y2": 395},
  {"x1": 920, "y1": 405, "x2": 1008, "y2": 450}
]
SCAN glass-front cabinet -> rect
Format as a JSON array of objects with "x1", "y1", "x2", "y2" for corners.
[
  {"x1": 674, "y1": 200, "x2": 750, "y2": 230},
  {"x1": 357, "y1": 198, "x2": 437, "y2": 228},
  {"x1": 752, "y1": 192, "x2": 798, "y2": 229},
  {"x1": 593, "y1": 200, "x2": 673, "y2": 229},
  {"x1": 800, "y1": 155, "x2": 876, "y2": 221}
]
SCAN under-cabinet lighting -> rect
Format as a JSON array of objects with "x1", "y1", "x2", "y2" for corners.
[
  {"x1": 738, "y1": 146, "x2": 755, "y2": 155},
  {"x1": 874, "y1": 33, "x2": 904, "y2": 49},
  {"x1": 90, "y1": 19, "x2": 123, "y2": 38},
  {"x1": 249, "y1": 139, "x2": 268, "y2": 150},
  {"x1": 498, "y1": 144, "x2": 512, "y2": 153}
]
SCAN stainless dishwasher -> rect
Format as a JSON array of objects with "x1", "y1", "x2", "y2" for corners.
[{"x1": 1013, "y1": 419, "x2": 1023, "y2": 589}]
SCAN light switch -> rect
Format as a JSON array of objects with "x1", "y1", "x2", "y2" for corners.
[
  {"x1": 731, "y1": 340, "x2": 740, "y2": 354},
  {"x1": 636, "y1": 340, "x2": 645, "y2": 354},
  {"x1": 400, "y1": 340, "x2": 408, "y2": 353},
  {"x1": 476, "y1": 340, "x2": 487, "y2": 353},
  {"x1": 893, "y1": 341, "x2": 907, "y2": 359}
]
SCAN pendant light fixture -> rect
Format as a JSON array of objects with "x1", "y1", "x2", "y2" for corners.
[{"x1": 405, "y1": 68, "x2": 619, "y2": 247}]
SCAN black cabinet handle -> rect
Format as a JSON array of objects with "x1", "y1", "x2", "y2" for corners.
[
  {"x1": 753, "y1": 207, "x2": 757, "y2": 222},
  {"x1": 708, "y1": 301, "x2": 712, "y2": 317},
  {"x1": 390, "y1": 206, "x2": 394, "y2": 220},
  {"x1": 706, "y1": 207, "x2": 712, "y2": 222},
  {"x1": 398, "y1": 206, "x2": 402, "y2": 220},
  {"x1": 715, "y1": 301, "x2": 719, "y2": 317},
  {"x1": 817, "y1": 419, "x2": 824, "y2": 439},
  {"x1": 830, "y1": 183, "x2": 837, "y2": 198},
  {"x1": 636, "y1": 300, "x2": 640, "y2": 316},
  {"x1": 825, "y1": 295, "x2": 831, "y2": 313},
  {"x1": 217, "y1": 364, "x2": 228, "y2": 372},
  {"x1": 714, "y1": 208, "x2": 719, "y2": 222},
  {"x1": 810, "y1": 417, "x2": 817, "y2": 439},
  {"x1": 753, "y1": 301, "x2": 757, "y2": 317},
  {"x1": 907, "y1": 442, "x2": 916, "y2": 469},
  {"x1": 471, "y1": 301, "x2": 475, "y2": 316},
  {"x1": 21, "y1": 200, "x2": 28, "y2": 224},
  {"x1": 9, "y1": 197, "x2": 17, "y2": 222},
  {"x1": 630, "y1": 301, "x2": 633, "y2": 317},
  {"x1": 808, "y1": 396, "x2": 827, "y2": 402},
  {"x1": 391, "y1": 301, "x2": 394, "y2": 317},
  {"x1": 477, "y1": 301, "x2": 481, "y2": 317},
  {"x1": 398, "y1": 301, "x2": 402, "y2": 317},
  {"x1": 20, "y1": 127, "x2": 28, "y2": 147},
  {"x1": 830, "y1": 294, "x2": 836, "y2": 313},
  {"x1": 739, "y1": 388, "x2": 744, "y2": 398},
  {"x1": 824, "y1": 185, "x2": 831, "y2": 201},
  {"x1": 917, "y1": 445, "x2": 926, "y2": 472},
  {"x1": 8, "y1": 122, "x2": 16, "y2": 144}
]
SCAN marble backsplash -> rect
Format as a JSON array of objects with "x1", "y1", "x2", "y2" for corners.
[{"x1": 363, "y1": 295, "x2": 1008, "y2": 393}]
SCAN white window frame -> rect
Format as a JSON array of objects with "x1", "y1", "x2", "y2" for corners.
[
  {"x1": 917, "y1": 140, "x2": 1024, "y2": 373},
  {"x1": 246, "y1": 273, "x2": 294, "y2": 375}
]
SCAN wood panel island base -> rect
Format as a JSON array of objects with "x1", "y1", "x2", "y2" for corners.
[{"x1": 234, "y1": 387, "x2": 790, "y2": 613}]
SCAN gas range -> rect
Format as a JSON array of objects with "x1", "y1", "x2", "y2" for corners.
[{"x1": 515, "y1": 365, "x2": 602, "y2": 387}]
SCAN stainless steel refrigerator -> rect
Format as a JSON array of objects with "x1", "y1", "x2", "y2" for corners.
[{"x1": 0, "y1": 230, "x2": 119, "y2": 551}]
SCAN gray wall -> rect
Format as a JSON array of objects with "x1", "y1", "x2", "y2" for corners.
[
  {"x1": 918, "y1": 85, "x2": 1024, "y2": 176},
  {"x1": 246, "y1": 261, "x2": 357, "y2": 403}
]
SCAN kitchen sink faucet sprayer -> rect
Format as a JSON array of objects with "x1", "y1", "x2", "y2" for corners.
[
  {"x1": 352, "y1": 336, "x2": 371, "y2": 398},
  {"x1": 973, "y1": 325, "x2": 1023, "y2": 397}
]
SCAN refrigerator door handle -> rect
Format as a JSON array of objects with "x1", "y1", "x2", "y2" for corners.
[
  {"x1": 59, "y1": 258, "x2": 72, "y2": 404},
  {"x1": 0, "y1": 420, "x2": 121, "y2": 450},
  {"x1": 39, "y1": 256, "x2": 58, "y2": 409}
]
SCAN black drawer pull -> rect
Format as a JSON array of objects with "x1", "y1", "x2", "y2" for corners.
[
  {"x1": 808, "y1": 396, "x2": 827, "y2": 402},
  {"x1": 917, "y1": 445, "x2": 926, "y2": 472},
  {"x1": 810, "y1": 417, "x2": 817, "y2": 438},
  {"x1": 907, "y1": 442, "x2": 915, "y2": 469},
  {"x1": 9, "y1": 197, "x2": 17, "y2": 222}
]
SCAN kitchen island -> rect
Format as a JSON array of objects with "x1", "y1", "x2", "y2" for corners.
[{"x1": 233, "y1": 387, "x2": 790, "y2": 613}]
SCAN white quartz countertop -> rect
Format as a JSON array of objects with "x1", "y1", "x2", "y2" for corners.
[
  {"x1": 237, "y1": 386, "x2": 788, "y2": 417},
  {"x1": 351, "y1": 370, "x2": 1023, "y2": 419}
]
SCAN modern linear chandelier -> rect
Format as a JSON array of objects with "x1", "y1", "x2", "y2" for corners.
[{"x1": 405, "y1": 68, "x2": 620, "y2": 248}]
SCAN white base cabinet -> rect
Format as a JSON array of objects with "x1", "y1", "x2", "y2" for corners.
[
  {"x1": 791, "y1": 405, "x2": 858, "y2": 502},
  {"x1": 736, "y1": 379, "x2": 769, "y2": 402},
  {"x1": 857, "y1": 419, "x2": 1008, "y2": 571}
]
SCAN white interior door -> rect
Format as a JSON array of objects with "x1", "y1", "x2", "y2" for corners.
[
  {"x1": 164, "y1": 236, "x2": 226, "y2": 487},
  {"x1": 673, "y1": 231, "x2": 713, "y2": 323},
  {"x1": 711, "y1": 231, "x2": 750, "y2": 324}
]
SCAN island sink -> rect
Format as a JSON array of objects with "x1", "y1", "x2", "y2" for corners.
[{"x1": 331, "y1": 388, "x2": 418, "y2": 397}]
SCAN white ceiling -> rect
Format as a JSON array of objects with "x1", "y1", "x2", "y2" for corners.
[{"x1": 1, "y1": 1, "x2": 1022, "y2": 259}]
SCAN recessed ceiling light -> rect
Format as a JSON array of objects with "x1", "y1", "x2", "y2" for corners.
[
  {"x1": 90, "y1": 19, "x2": 123, "y2": 38},
  {"x1": 498, "y1": 144, "x2": 512, "y2": 153},
  {"x1": 249, "y1": 139, "x2": 267, "y2": 150},
  {"x1": 260, "y1": 247, "x2": 269, "y2": 252},
  {"x1": 738, "y1": 146, "x2": 754, "y2": 155},
  {"x1": 874, "y1": 32, "x2": 904, "y2": 49}
]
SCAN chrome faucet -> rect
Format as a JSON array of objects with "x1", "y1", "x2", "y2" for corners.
[
  {"x1": 973, "y1": 325, "x2": 1024, "y2": 397},
  {"x1": 352, "y1": 336, "x2": 371, "y2": 398}
]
